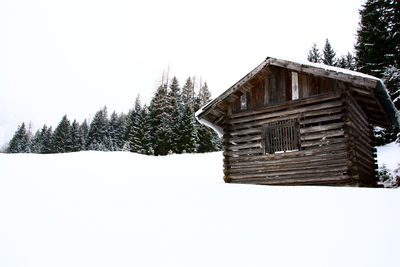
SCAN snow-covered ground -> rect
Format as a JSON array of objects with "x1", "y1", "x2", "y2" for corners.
[
  {"x1": 377, "y1": 141, "x2": 400, "y2": 172},
  {"x1": 0, "y1": 149, "x2": 399, "y2": 267}
]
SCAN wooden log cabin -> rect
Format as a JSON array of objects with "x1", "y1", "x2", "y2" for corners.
[{"x1": 196, "y1": 57, "x2": 400, "y2": 187}]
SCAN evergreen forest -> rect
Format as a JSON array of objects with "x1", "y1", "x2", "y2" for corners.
[{"x1": 5, "y1": 76, "x2": 221, "y2": 155}]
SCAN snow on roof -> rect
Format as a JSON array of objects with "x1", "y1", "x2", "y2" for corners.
[{"x1": 267, "y1": 56, "x2": 381, "y2": 81}]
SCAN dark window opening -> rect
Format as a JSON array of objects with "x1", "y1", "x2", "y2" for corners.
[{"x1": 262, "y1": 119, "x2": 300, "y2": 154}]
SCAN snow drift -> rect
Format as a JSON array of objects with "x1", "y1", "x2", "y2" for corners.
[{"x1": 0, "y1": 151, "x2": 399, "y2": 267}]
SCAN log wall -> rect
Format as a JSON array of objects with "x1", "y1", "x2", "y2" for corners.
[
  {"x1": 223, "y1": 93, "x2": 364, "y2": 186},
  {"x1": 344, "y1": 93, "x2": 378, "y2": 186}
]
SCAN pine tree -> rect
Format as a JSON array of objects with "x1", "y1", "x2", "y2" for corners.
[
  {"x1": 128, "y1": 96, "x2": 142, "y2": 153},
  {"x1": 124, "y1": 107, "x2": 136, "y2": 146},
  {"x1": 182, "y1": 77, "x2": 195, "y2": 109},
  {"x1": 109, "y1": 111, "x2": 125, "y2": 151},
  {"x1": 337, "y1": 53, "x2": 356, "y2": 70},
  {"x1": 174, "y1": 77, "x2": 198, "y2": 153},
  {"x1": 79, "y1": 120, "x2": 89, "y2": 151},
  {"x1": 322, "y1": 39, "x2": 337, "y2": 66},
  {"x1": 355, "y1": 0, "x2": 398, "y2": 77},
  {"x1": 168, "y1": 77, "x2": 183, "y2": 153},
  {"x1": 51, "y1": 115, "x2": 72, "y2": 153},
  {"x1": 130, "y1": 102, "x2": 152, "y2": 154},
  {"x1": 30, "y1": 130, "x2": 42, "y2": 153},
  {"x1": 178, "y1": 105, "x2": 198, "y2": 153},
  {"x1": 40, "y1": 125, "x2": 53, "y2": 154},
  {"x1": 7, "y1": 122, "x2": 31, "y2": 153},
  {"x1": 149, "y1": 84, "x2": 172, "y2": 155},
  {"x1": 70, "y1": 120, "x2": 82, "y2": 152},
  {"x1": 307, "y1": 43, "x2": 322, "y2": 63},
  {"x1": 195, "y1": 83, "x2": 221, "y2": 152},
  {"x1": 86, "y1": 107, "x2": 110, "y2": 151},
  {"x1": 355, "y1": 0, "x2": 400, "y2": 144},
  {"x1": 196, "y1": 82, "x2": 211, "y2": 108}
]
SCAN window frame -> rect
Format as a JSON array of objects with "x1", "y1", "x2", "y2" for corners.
[{"x1": 262, "y1": 118, "x2": 301, "y2": 154}]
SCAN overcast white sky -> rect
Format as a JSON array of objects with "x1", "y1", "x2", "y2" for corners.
[{"x1": 0, "y1": 0, "x2": 365, "y2": 146}]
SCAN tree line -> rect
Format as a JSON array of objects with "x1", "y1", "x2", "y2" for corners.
[
  {"x1": 306, "y1": 0, "x2": 400, "y2": 146},
  {"x1": 5, "y1": 76, "x2": 221, "y2": 155}
]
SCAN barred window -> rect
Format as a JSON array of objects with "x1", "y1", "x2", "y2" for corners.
[{"x1": 262, "y1": 119, "x2": 300, "y2": 154}]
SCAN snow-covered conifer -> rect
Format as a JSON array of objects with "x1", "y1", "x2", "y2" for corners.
[
  {"x1": 149, "y1": 84, "x2": 172, "y2": 155},
  {"x1": 168, "y1": 77, "x2": 183, "y2": 153},
  {"x1": 337, "y1": 53, "x2": 356, "y2": 70},
  {"x1": 86, "y1": 107, "x2": 110, "y2": 151},
  {"x1": 7, "y1": 122, "x2": 31, "y2": 153},
  {"x1": 79, "y1": 120, "x2": 89, "y2": 151},
  {"x1": 355, "y1": 0, "x2": 400, "y2": 145},
  {"x1": 195, "y1": 83, "x2": 221, "y2": 152},
  {"x1": 51, "y1": 115, "x2": 72, "y2": 153},
  {"x1": 40, "y1": 125, "x2": 53, "y2": 154},
  {"x1": 131, "y1": 104, "x2": 152, "y2": 154},
  {"x1": 30, "y1": 130, "x2": 42, "y2": 153},
  {"x1": 322, "y1": 39, "x2": 337, "y2": 66},
  {"x1": 178, "y1": 105, "x2": 198, "y2": 153},
  {"x1": 182, "y1": 77, "x2": 195, "y2": 109},
  {"x1": 109, "y1": 111, "x2": 125, "y2": 151},
  {"x1": 307, "y1": 43, "x2": 322, "y2": 63},
  {"x1": 355, "y1": 0, "x2": 400, "y2": 75},
  {"x1": 127, "y1": 95, "x2": 141, "y2": 153},
  {"x1": 70, "y1": 120, "x2": 82, "y2": 152}
]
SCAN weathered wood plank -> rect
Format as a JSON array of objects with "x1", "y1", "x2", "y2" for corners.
[
  {"x1": 229, "y1": 113, "x2": 300, "y2": 131},
  {"x1": 300, "y1": 137, "x2": 345, "y2": 148},
  {"x1": 239, "y1": 175, "x2": 354, "y2": 186},
  {"x1": 230, "y1": 99, "x2": 343, "y2": 125},
  {"x1": 227, "y1": 135, "x2": 262, "y2": 144},
  {"x1": 346, "y1": 111, "x2": 370, "y2": 138},
  {"x1": 226, "y1": 142, "x2": 262, "y2": 150},
  {"x1": 301, "y1": 113, "x2": 343, "y2": 125},
  {"x1": 350, "y1": 86, "x2": 373, "y2": 96},
  {"x1": 228, "y1": 148, "x2": 347, "y2": 168},
  {"x1": 228, "y1": 105, "x2": 344, "y2": 132},
  {"x1": 228, "y1": 160, "x2": 347, "y2": 175},
  {"x1": 301, "y1": 129, "x2": 345, "y2": 141},
  {"x1": 300, "y1": 122, "x2": 343, "y2": 134},
  {"x1": 225, "y1": 147, "x2": 262, "y2": 157},
  {"x1": 229, "y1": 168, "x2": 349, "y2": 181},
  {"x1": 229, "y1": 93, "x2": 341, "y2": 119},
  {"x1": 226, "y1": 127, "x2": 260, "y2": 136},
  {"x1": 228, "y1": 143, "x2": 347, "y2": 163}
]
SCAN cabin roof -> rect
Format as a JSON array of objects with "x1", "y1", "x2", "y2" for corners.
[{"x1": 196, "y1": 57, "x2": 400, "y2": 135}]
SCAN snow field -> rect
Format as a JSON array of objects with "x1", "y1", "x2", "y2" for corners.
[
  {"x1": 377, "y1": 142, "x2": 400, "y2": 172},
  {"x1": 0, "y1": 151, "x2": 399, "y2": 267}
]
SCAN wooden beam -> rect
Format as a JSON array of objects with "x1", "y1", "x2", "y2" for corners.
[{"x1": 267, "y1": 57, "x2": 378, "y2": 88}]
